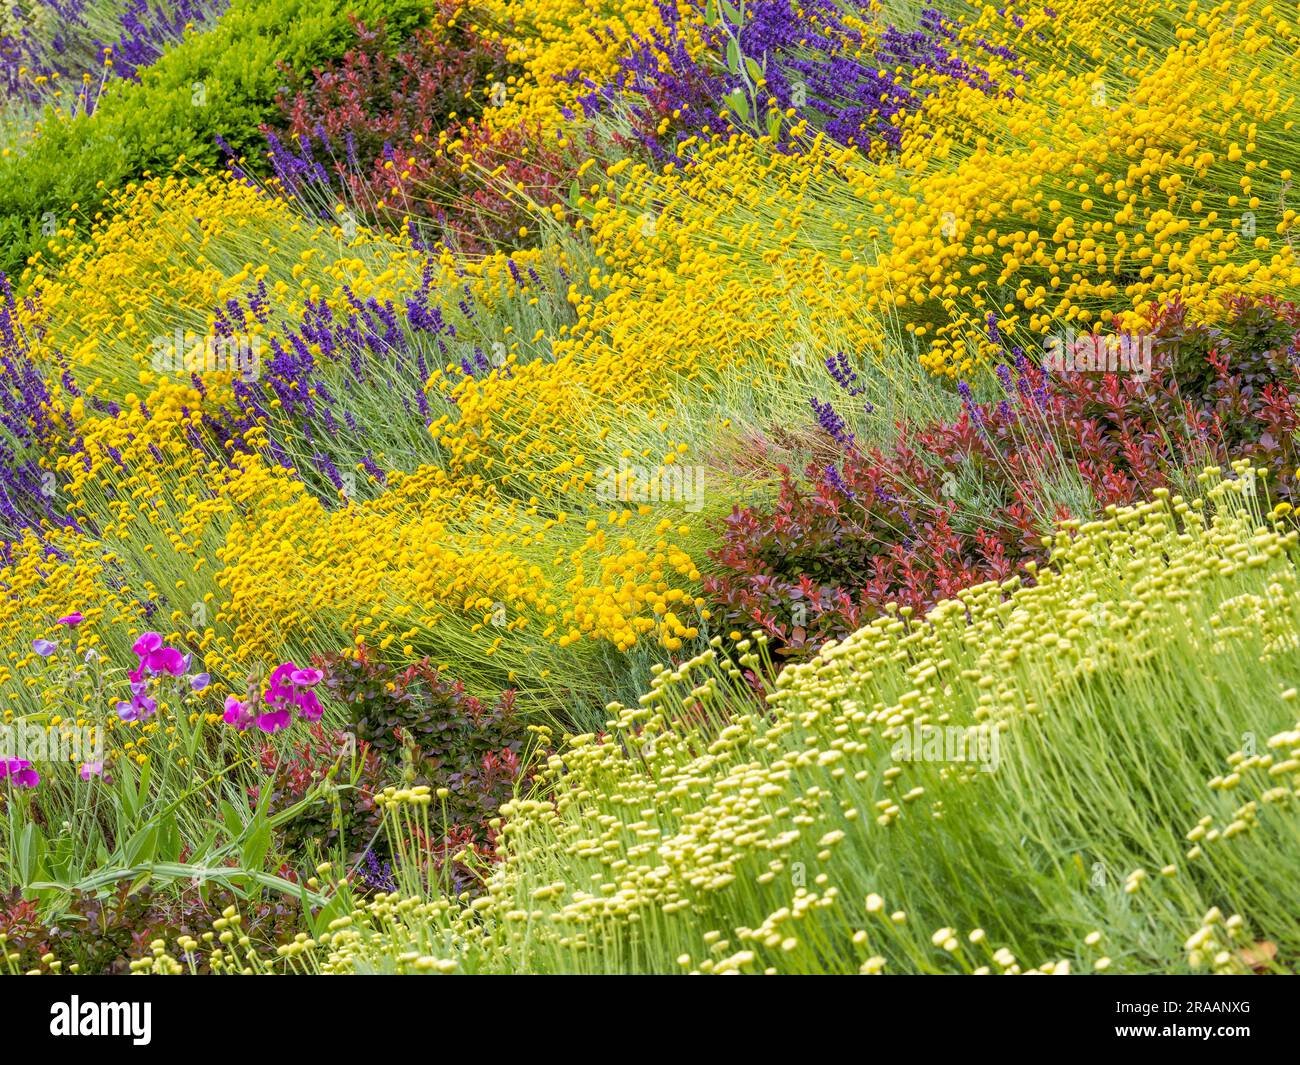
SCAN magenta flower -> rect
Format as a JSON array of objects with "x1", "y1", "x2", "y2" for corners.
[
  {"x1": 256, "y1": 707, "x2": 292, "y2": 734},
  {"x1": 132, "y1": 631, "x2": 186, "y2": 676},
  {"x1": 294, "y1": 688, "x2": 323, "y2": 721},
  {"x1": 248, "y1": 662, "x2": 328, "y2": 732},
  {"x1": 223, "y1": 696, "x2": 255, "y2": 731},
  {"x1": 57, "y1": 612, "x2": 84, "y2": 626},
  {"x1": 80, "y1": 761, "x2": 104, "y2": 781},
  {"x1": 32, "y1": 638, "x2": 57, "y2": 657},
  {"x1": 132, "y1": 631, "x2": 162, "y2": 657},
  {"x1": 0, "y1": 759, "x2": 39, "y2": 788},
  {"x1": 265, "y1": 662, "x2": 297, "y2": 703}
]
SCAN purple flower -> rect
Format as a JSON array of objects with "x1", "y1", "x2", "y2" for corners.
[
  {"x1": 826, "y1": 352, "x2": 866, "y2": 397},
  {"x1": 259, "y1": 662, "x2": 327, "y2": 725},
  {"x1": 223, "y1": 696, "x2": 255, "y2": 731},
  {"x1": 132, "y1": 631, "x2": 186, "y2": 676},
  {"x1": 117, "y1": 693, "x2": 158, "y2": 722},
  {"x1": 57, "y1": 612, "x2": 84, "y2": 626},
  {"x1": 256, "y1": 707, "x2": 292, "y2": 734},
  {"x1": 80, "y1": 761, "x2": 104, "y2": 781},
  {"x1": 824, "y1": 463, "x2": 856, "y2": 499},
  {"x1": 576, "y1": 1, "x2": 1006, "y2": 161},
  {"x1": 32, "y1": 638, "x2": 57, "y2": 657},
  {"x1": 265, "y1": 662, "x2": 298, "y2": 704},
  {"x1": 958, "y1": 381, "x2": 985, "y2": 430},
  {"x1": 0, "y1": 759, "x2": 38, "y2": 788},
  {"x1": 190, "y1": 673, "x2": 210, "y2": 692},
  {"x1": 293, "y1": 688, "x2": 323, "y2": 722},
  {"x1": 809, "y1": 396, "x2": 855, "y2": 447},
  {"x1": 360, "y1": 849, "x2": 397, "y2": 892}
]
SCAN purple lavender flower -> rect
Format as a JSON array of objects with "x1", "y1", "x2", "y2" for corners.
[
  {"x1": 957, "y1": 380, "x2": 988, "y2": 432},
  {"x1": 809, "y1": 396, "x2": 855, "y2": 447},
  {"x1": 824, "y1": 463, "x2": 855, "y2": 499},
  {"x1": 825, "y1": 352, "x2": 866, "y2": 397},
  {"x1": 576, "y1": 2, "x2": 1009, "y2": 160}
]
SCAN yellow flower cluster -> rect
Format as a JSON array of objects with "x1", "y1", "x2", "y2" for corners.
[
  {"x1": 23, "y1": 173, "x2": 423, "y2": 411},
  {"x1": 865, "y1": 0, "x2": 1300, "y2": 374},
  {"x1": 1, "y1": 173, "x2": 724, "y2": 701},
  {"x1": 470, "y1": 0, "x2": 682, "y2": 135}
]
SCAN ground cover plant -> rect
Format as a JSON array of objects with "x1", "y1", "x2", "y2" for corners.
[{"x1": 0, "y1": 0, "x2": 1299, "y2": 980}]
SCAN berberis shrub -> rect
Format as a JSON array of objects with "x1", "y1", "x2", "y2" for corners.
[{"x1": 707, "y1": 296, "x2": 1300, "y2": 659}]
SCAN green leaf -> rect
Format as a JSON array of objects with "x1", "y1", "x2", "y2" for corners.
[
  {"x1": 122, "y1": 823, "x2": 158, "y2": 866},
  {"x1": 240, "y1": 819, "x2": 272, "y2": 873},
  {"x1": 220, "y1": 799, "x2": 243, "y2": 839},
  {"x1": 15, "y1": 821, "x2": 46, "y2": 884},
  {"x1": 727, "y1": 88, "x2": 750, "y2": 123}
]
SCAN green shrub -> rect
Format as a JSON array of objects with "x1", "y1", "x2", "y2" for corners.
[{"x1": 0, "y1": 0, "x2": 426, "y2": 278}]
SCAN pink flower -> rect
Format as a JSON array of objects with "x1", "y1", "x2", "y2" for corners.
[
  {"x1": 79, "y1": 761, "x2": 103, "y2": 781},
  {"x1": 57, "y1": 612, "x2": 84, "y2": 626},
  {"x1": 256, "y1": 707, "x2": 292, "y2": 734},
  {"x1": 132, "y1": 631, "x2": 186, "y2": 676},
  {"x1": 223, "y1": 696, "x2": 255, "y2": 731},
  {"x1": 294, "y1": 688, "x2": 323, "y2": 721},
  {"x1": 265, "y1": 662, "x2": 297, "y2": 704},
  {"x1": 0, "y1": 759, "x2": 39, "y2": 788},
  {"x1": 132, "y1": 631, "x2": 162, "y2": 657},
  {"x1": 259, "y1": 662, "x2": 326, "y2": 727}
]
